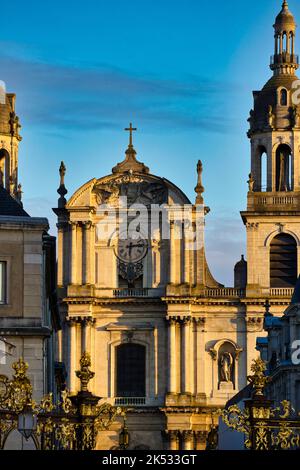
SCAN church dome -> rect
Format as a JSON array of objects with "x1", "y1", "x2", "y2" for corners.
[
  {"x1": 234, "y1": 255, "x2": 247, "y2": 289},
  {"x1": 274, "y1": 1, "x2": 296, "y2": 32}
]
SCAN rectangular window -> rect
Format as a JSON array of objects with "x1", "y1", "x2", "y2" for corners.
[{"x1": 0, "y1": 261, "x2": 7, "y2": 304}]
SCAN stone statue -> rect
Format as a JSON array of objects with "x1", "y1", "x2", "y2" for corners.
[
  {"x1": 220, "y1": 352, "x2": 233, "y2": 383},
  {"x1": 247, "y1": 173, "x2": 255, "y2": 192},
  {"x1": 268, "y1": 105, "x2": 275, "y2": 129},
  {"x1": 291, "y1": 106, "x2": 300, "y2": 128},
  {"x1": 0, "y1": 166, "x2": 3, "y2": 187},
  {"x1": 248, "y1": 109, "x2": 254, "y2": 128}
]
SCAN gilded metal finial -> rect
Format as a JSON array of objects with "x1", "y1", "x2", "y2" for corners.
[
  {"x1": 282, "y1": 0, "x2": 288, "y2": 10},
  {"x1": 76, "y1": 352, "x2": 95, "y2": 392},
  {"x1": 12, "y1": 357, "x2": 29, "y2": 378},
  {"x1": 247, "y1": 358, "x2": 271, "y2": 397},
  {"x1": 124, "y1": 123, "x2": 137, "y2": 148},
  {"x1": 195, "y1": 160, "x2": 204, "y2": 204}
]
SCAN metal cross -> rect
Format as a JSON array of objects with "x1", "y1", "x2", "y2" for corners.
[{"x1": 124, "y1": 122, "x2": 137, "y2": 146}]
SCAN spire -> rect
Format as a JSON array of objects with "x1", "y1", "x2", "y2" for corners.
[
  {"x1": 57, "y1": 161, "x2": 68, "y2": 208},
  {"x1": 112, "y1": 123, "x2": 149, "y2": 174},
  {"x1": 194, "y1": 160, "x2": 204, "y2": 204},
  {"x1": 271, "y1": 0, "x2": 298, "y2": 74}
]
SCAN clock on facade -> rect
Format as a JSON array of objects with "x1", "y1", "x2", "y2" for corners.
[{"x1": 115, "y1": 232, "x2": 148, "y2": 264}]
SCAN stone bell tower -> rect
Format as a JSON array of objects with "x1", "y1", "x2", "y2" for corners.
[
  {"x1": 0, "y1": 89, "x2": 22, "y2": 199},
  {"x1": 242, "y1": 1, "x2": 300, "y2": 295}
]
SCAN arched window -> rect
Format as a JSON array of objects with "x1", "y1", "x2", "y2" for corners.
[
  {"x1": 260, "y1": 147, "x2": 267, "y2": 191},
  {"x1": 275, "y1": 144, "x2": 292, "y2": 191},
  {"x1": 270, "y1": 233, "x2": 297, "y2": 288},
  {"x1": 280, "y1": 88, "x2": 288, "y2": 106},
  {"x1": 0, "y1": 149, "x2": 9, "y2": 189},
  {"x1": 116, "y1": 343, "x2": 146, "y2": 397}
]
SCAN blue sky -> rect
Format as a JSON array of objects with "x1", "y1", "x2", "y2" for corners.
[{"x1": 0, "y1": 0, "x2": 295, "y2": 285}]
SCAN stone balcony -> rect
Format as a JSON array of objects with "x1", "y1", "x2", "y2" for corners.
[
  {"x1": 246, "y1": 191, "x2": 300, "y2": 213},
  {"x1": 66, "y1": 285, "x2": 164, "y2": 299}
]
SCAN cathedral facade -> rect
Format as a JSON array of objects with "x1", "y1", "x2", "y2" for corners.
[
  {"x1": 0, "y1": 0, "x2": 299, "y2": 452},
  {"x1": 52, "y1": 1, "x2": 300, "y2": 450}
]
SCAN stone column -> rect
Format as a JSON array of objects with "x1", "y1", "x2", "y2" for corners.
[
  {"x1": 280, "y1": 33, "x2": 283, "y2": 54},
  {"x1": 82, "y1": 222, "x2": 92, "y2": 285},
  {"x1": 275, "y1": 34, "x2": 278, "y2": 55},
  {"x1": 181, "y1": 317, "x2": 192, "y2": 394},
  {"x1": 81, "y1": 317, "x2": 93, "y2": 355},
  {"x1": 68, "y1": 318, "x2": 77, "y2": 392},
  {"x1": 70, "y1": 222, "x2": 78, "y2": 285},
  {"x1": 167, "y1": 318, "x2": 177, "y2": 394},
  {"x1": 195, "y1": 318, "x2": 206, "y2": 396},
  {"x1": 195, "y1": 431, "x2": 208, "y2": 451},
  {"x1": 164, "y1": 430, "x2": 179, "y2": 450},
  {"x1": 170, "y1": 220, "x2": 176, "y2": 284},
  {"x1": 57, "y1": 224, "x2": 64, "y2": 286},
  {"x1": 286, "y1": 33, "x2": 290, "y2": 56},
  {"x1": 183, "y1": 224, "x2": 190, "y2": 284},
  {"x1": 182, "y1": 431, "x2": 194, "y2": 450},
  {"x1": 90, "y1": 224, "x2": 96, "y2": 285},
  {"x1": 57, "y1": 329, "x2": 63, "y2": 362},
  {"x1": 292, "y1": 33, "x2": 295, "y2": 55}
]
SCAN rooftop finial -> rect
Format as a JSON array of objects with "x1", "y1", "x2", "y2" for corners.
[
  {"x1": 282, "y1": 0, "x2": 288, "y2": 9},
  {"x1": 112, "y1": 123, "x2": 149, "y2": 174},
  {"x1": 195, "y1": 160, "x2": 205, "y2": 204},
  {"x1": 57, "y1": 161, "x2": 68, "y2": 208},
  {"x1": 124, "y1": 122, "x2": 137, "y2": 148}
]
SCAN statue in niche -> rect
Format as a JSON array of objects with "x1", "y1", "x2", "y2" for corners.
[
  {"x1": 291, "y1": 106, "x2": 300, "y2": 128},
  {"x1": 247, "y1": 173, "x2": 255, "y2": 192},
  {"x1": 268, "y1": 105, "x2": 275, "y2": 129},
  {"x1": 220, "y1": 352, "x2": 234, "y2": 383}
]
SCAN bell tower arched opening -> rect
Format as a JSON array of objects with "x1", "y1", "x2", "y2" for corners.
[
  {"x1": 275, "y1": 144, "x2": 292, "y2": 191},
  {"x1": 270, "y1": 233, "x2": 297, "y2": 288},
  {"x1": 0, "y1": 149, "x2": 10, "y2": 190}
]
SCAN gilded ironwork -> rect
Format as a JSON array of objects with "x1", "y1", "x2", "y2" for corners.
[
  {"x1": 247, "y1": 358, "x2": 271, "y2": 397},
  {"x1": 220, "y1": 358, "x2": 300, "y2": 450},
  {"x1": 0, "y1": 354, "x2": 125, "y2": 450},
  {"x1": 75, "y1": 352, "x2": 95, "y2": 392}
]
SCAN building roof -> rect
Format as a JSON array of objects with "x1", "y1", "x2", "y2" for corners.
[{"x1": 0, "y1": 186, "x2": 29, "y2": 217}]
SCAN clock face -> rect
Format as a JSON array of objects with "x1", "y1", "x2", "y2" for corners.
[{"x1": 115, "y1": 233, "x2": 148, "y2": 263}]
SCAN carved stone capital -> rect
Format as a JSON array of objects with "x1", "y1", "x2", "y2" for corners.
[
  {"x1": 69, "y1": 221, "x2": 79, "y2": 228},
  {"x1": 182, "y1": 316, "x2": 192, "y2": 326},
  {"x1": 81, "y1": 316, "x2": 95, "y2": 327},
  {"x1": 195, "y1": 430, "x2": 208, "y2": 444},
  {"x1": 82, "y1": 221, "x2": 93, "y2": 229},
  {"x1": 181, "y1": 430, "x2": 194, "y2": 443},
  {"x1": 167, "y1": 317, "x2": 178, "y2": 326},
  {"x1": 163, "y1": 430, "x2": 179, "y2": 442},
  {"x1": 66, "y1": 316, "x2": 80, "y2": 326},
  {"x1": 246, "y1": 222, "x2": 259, "y2": 231}
]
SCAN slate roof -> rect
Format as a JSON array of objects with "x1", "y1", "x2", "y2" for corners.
[{"x1": 0, "y1": 186, "x2": 29, "y2": 217}]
